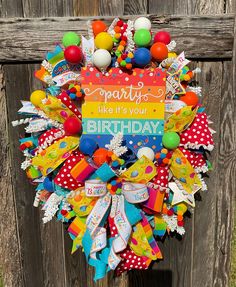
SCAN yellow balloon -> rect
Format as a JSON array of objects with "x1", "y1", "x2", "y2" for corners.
[
  {"x1": 30, "y1": 90, "x2": 46, "y2": 107},
  {"x1": 95, "y1": 32, "x2": 113, "y2": 51},
  {"x1": 168, "y1": 52, "x2": 177, "y2": 58}
]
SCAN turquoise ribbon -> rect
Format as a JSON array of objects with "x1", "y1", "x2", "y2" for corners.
[{"x1": 82, "y1": 197, "x2": 143, "y2": 281}]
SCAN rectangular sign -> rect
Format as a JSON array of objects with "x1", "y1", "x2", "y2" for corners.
[{"x1": 81, "y1": 67, "x2": 166, "y2": 152}]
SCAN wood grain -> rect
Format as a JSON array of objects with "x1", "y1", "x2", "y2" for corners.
[
  {"x1": 99, "y1": 0, "x2": 124, "y2": 15},
  {"x1": 124, "y1": 0, "x2": 147, "y2": 15},
  {"x1": 73, "y1": 0, "x2": 99, "y2": 17},
  {"x1": 0, "y1": 14, "x2": 234, "y2": 62},
  {"x1": 212, "y1": 60, "x2": 236, "y2": 287},
  {"x1": 21, "y1": 0, "x2": 75, "y2": 17},
  {"x1": 4, "y1": 64, "x2": 46, "y2": 287},
  {"x1": 0, "y1": 66, "x2": 24, "y2": 287},
  {"x1": 0, "y1": 1, "x2": 235, "y2": 287},
  {"x1": 192, "y1": 61, "x2": 223, "y2": 287}
]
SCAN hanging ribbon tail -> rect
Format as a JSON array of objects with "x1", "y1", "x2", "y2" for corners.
[
  {"x1": 108, "y1": 195, "x2": 132, "y2": 270},
  {"x1": 141, "y1": 214, "x2": 163, "y2": 259},
  {"x1": 82, "y1": 193, "x2": 111, "y2": 281}
]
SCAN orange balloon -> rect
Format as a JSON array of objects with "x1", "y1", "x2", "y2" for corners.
[
  {"x1": 92, "y1": 21, "x2": 107, "y2": 36},
  {"x1": 180, "y1": 91, "x2": 199, "y2": 106},
  {"x1": 150, "y1": 42, "x2": 168, "y2": 62},
  {"x1": 93, "y1": 148, "x2": 112, "y2": 167}
]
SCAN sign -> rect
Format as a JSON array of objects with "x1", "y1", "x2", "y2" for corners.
[{"x1": 81, "y1": 67, "x2": 166, "y2": 152}]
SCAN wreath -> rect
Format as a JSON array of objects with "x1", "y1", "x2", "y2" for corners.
[{"x1": 12, "y1": 16, "x2": 215, "y2": 280}]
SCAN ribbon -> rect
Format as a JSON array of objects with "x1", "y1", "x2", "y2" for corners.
[
  {"x1": 108, "y1": 195, "x2": 132, "y2": 269},
  {"x1": 85, "y1": 180, "x2": 107, "y2": 197},
  {"x1": 122, "y1": 182, "x2": 149, "y2": 203},
  {"x1": 32, "y1": 136, "x2": 79, "y2": 176},
  {"x1": 82, "y1": 180, "x2": 147, "y2": 276}
]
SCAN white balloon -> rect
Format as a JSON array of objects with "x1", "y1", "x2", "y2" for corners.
[
  {"x1": 134, "y1": 17, "x2": 152, "y2": 31},
  {"x1": 92, "y1": 49, "x2": 112, "y2": 71},
  {"x1": 137, "y1": 147, "x2": 155, "y2": 161}
]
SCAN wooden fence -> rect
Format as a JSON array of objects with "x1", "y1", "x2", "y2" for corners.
[{"x1": 0, "y1": 0, "x2": 235, "y2": 287}]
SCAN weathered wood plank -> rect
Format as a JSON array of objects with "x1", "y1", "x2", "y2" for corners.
[
  {"x1": 124, "y1": 0, "x2": 147, "y2": 15},
  {"x1": 0, "y1": 14, "x2": 234, "y2": 62},
  {"x1": 99, "y1": 0, "x2": 124, "y2": 15},
  {"x1": 4, "y1": 64, "x2": 45, "y2": 287},
  {"x1": 0, "y1": 0, "x2": 24, "y2": 17},
  {"x1": 21, "y1": 0, "x2": 75, "y2": 17},
  {"x1": 0, "y1": 65, "x2": 24, "y2": 287},
  {"x1": 23, "y1": 63, "x2": 67, "y2": 287},
  {"x1": 192, "y1": 61, "x2": 223, "y2": 287},
  {"x1": 212, "y1": 59, "x2": 236, "y2": 287},
  {"x1": 73, "y1": 0, "x2": 99, "y2": 17}
]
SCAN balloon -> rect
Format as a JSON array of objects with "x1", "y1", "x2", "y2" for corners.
[
  {"x1": 134, "y1": 17, "x2": 151, "y2": 30},
  {"x1": 150, "y1": 42, "x2": 168, "y2": 62},
  {"x1": 92, "y1": 49, "x2": 112, "y2": 71},
  {"x1": 93, "y1": 148, "x2": 112, "y2": 167},
  {"x1": 63, "y1": 117, "x2": 82, "y2": 135},
  {"x1": 154, "y1": 31, "x2": 171, "y2": 45},
  {"x1": 134, "y1": 29, "x2": 151, "y2": 47},
  {"x1": 162, "y1": 132, "x2": 180, "y2": 150},
  {"x1": 43, "y1": 177, "x2": 54, "y2": 192},
  {"x1": 30, "y1": 90, "x2": 46, "y2": 107},
  {"x1": 168, "y1": 52, "x2": 177, "y2": 58},
  {"x1": 92, "y1": 20, "x2": 107, "y2": 36},
  {"x1": 62, "y1": 32, "x2": 81, "y2": 47},
  {"x1": 180, "y1": 91, "x2": 199, "y2": 106},
  {"x1": 64, "y1": 45, "x2": 83, "y2": 64},
  {"x1": 79, "y1": 137, "x2": 97, "y2": 156},
  {"x1": 134, "y1": 48, "x2": 151, "y2": 67},
  {"x1": 137, "y1": 147, "x2": 155, "y2": 161},
  {"x1": 95, "y1": 32, "x2": 113, "y2": 51}
]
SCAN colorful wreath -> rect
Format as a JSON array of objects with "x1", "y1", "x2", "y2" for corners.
[{"x1": 12, "y1": 17, "x2": 215, "y2": 280}]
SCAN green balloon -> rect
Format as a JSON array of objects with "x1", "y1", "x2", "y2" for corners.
[
  {"x1": 62, "y1": 32, "x2": 81, "y2": 47},
  {"x1": 162, "y1": 132, "x2": 180, "y2": 150},
  {"x1": 134, "y1": 29, "x2": 151, "y2": 47}
]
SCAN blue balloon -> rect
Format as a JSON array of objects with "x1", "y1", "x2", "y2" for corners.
[
  {"x1": 79, "y1": 137, "x2": 97, "y2": 156},
  {"x1": 134, "y1": 48, "x2": 151, "y2": 67},
  {"x1": 43, "y1": 177, "x2": 54, "y2": 192}
]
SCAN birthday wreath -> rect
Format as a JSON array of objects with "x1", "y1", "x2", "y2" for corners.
[{"x1": 12, "y1": 17, "x2": 215, "y2": 280}]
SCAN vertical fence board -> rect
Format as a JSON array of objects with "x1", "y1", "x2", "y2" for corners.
[
  {"x1": 124, "y1": 0, "x2": 147, "y2": 15},
  {"x1": 0, "y1": 0, "x2": 235, "y2": 287},
  {"x1": 0, "y1": 66, "x2": 23, "y2": 287},
  {"x1": 73, "y1": 0, "x2": 99, "y2": 16},
  {"x1": 192, "y1": 61, "x2": 222, "y2": 287},
  {"x1": 4, "y1": 64, "x2": 45, "y2": 287},
  {"x1": 99, "y1": 0, "x2": 124, "y2": 15}
]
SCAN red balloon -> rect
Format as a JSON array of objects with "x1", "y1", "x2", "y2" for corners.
[
  {"x1": 64, "y1": 46, "x2": 83, "y2": 64},
  {"x1": 63, "y1": 117, "x2": 82, "y2": 135},
  {"x1": 180, "y1": 91, "x2": 199, "y2": 106},
  {"x1": 154, "y1": 31, "x2": 171, "y2": 45},
  {"x1": 150, "y1": 42, "x2": 168, "y2": 62}
]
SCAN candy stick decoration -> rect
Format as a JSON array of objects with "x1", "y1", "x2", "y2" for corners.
[
  {"x1": 167, "y1": 40, "x2": 176, "y2": 51},
  {"x1": 87, "y1": 20, "x2": 94, "y2": 39},
  {"x1": 42, "y1": 193, "x2": 63, "y2": 223},
  {"x1": 41, "y1": 60, "x2": 53, "y2": 73},
  {"x1": 33, "y1": 190, "x2": 42, "y2": 207},
  {"x1": 21, "y1": 159, "x2": 32, "y2": 170},
  {"x1": 12, "y1": 117, "x2": 33, "y2": 127},
  {"x1": 126, "y1": 20, "x2": 135, "y2": 53},
  {"x1": 108, "y1": 17, "x2": 119, "y2": 35},
  {"x1": 159, "y1": 57, "x2": 176, "y2": 68}
]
